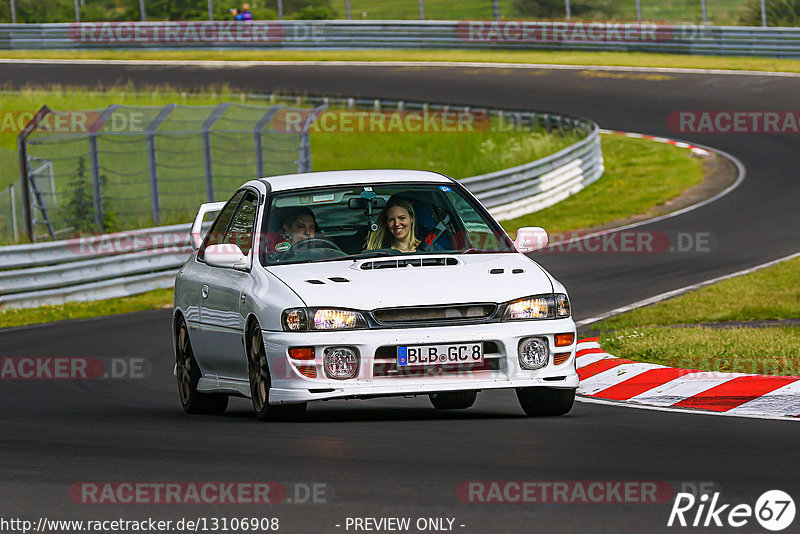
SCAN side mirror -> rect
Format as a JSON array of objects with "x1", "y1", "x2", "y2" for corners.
[
  {"x1": 514, "y1": 227, "x2": 548, "y2": 253},
  {"x1": 190, "y1": 201, "x2": 227, "y2": 250},
  {"x1": 204, "y1": 244, "x2": 248, "y2": 269}
]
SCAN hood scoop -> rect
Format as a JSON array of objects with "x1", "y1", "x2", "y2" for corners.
[{"x1": 358, "y1": 257, "x2": 459, "y2": 270}]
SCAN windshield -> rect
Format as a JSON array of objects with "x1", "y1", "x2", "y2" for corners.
[{"x1": 260, "y1": 182, "x2": 515, "y2": 265}]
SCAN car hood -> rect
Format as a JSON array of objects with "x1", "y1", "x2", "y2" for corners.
[{"x1": 265, "y1": 253, "x2": 554, "y2": 309}]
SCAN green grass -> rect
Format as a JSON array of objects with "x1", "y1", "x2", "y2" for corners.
[
  {"x1": 501, "y1": 133, "x2": 706, "y2": 235},
  {"x1": 599, "y1": 326, "x2": 800, "y2": 376},
  {"x1": 4, "y1": 49, "x2": 800, "y2": 73},
  {"x1": 344, "y1": 0, "x2": 514, "y2": 20},
  {"x1": 312, "y1": 128, "x2": 581, "y2": 179},
  {"x1": 593, "y1": 255, "x2": 800, "y2": 376},
  {"x1": 596, "y1": 256, "x2": 800, "y2": 329},
  {"x1": 0, "y1": 288, "x2": 173, "y2": 329}
]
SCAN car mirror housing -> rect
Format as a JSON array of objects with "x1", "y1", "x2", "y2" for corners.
[
  {"x1": 204, "y1": 244, "x2": 248, "y2": 269},
  {"x1": 190, "y1": 201, "x2": 227, "y2": 250},
  {"x1": 514, "y1": 227, "x2": 549, "y2": 253}
]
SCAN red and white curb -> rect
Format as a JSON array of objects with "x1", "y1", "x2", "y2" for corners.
[
  {"x1": 576, "y1": 337, "x2": 800, "y2": 419},
  {"x1": 599, "y1": 129, "x2": 712, "y2": 156}
]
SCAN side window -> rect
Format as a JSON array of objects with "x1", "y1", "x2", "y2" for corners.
[
  {"x1": 223, "y1": 191, "x2": 259, "y2": 256},
  {"x1": 199, "y1": 190, "x2": 245, "y2": 261},
  {"x1": 447, "y1": 190, "x2": 505, "y2": 250}
]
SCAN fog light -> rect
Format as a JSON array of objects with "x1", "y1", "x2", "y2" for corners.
[
  {"x1": 519, "y1": 338, "x2": 548, "y2": 370},
  {"x1": 323, "y1": 347, "x2": 359, "y2": 380}
]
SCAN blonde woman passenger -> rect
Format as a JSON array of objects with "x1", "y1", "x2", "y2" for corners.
[{"x1": 365, "y1": 197, "x2": 421, "y2": 253}]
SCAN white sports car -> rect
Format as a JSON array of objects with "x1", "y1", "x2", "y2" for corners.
[{"x1": 173, "y1": 170, "x2": 578, "y2": 420}]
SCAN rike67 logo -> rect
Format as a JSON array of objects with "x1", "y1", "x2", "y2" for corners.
[{"x1": 668, "y1": 490, "x2": 795, "y2": 531}]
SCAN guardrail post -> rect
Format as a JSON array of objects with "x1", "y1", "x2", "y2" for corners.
[
  {"x1": 202, "y1": 102, "x2": 229, "y2": 202},
  {"x1": 9, "y1": 0, "x2": 16, "y2": 23},
  {"x1": 145, "y1": 104, "x2": 176, "y2": 226},
  {"x1": 254, "y1": 105, "x2": 282, "y2": 179}
]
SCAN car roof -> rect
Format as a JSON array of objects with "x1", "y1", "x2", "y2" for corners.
[{"x1": 258, "y1": 169, "x2": 452, "y2": 192}]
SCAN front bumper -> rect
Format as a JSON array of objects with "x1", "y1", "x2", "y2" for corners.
[{"x1": 263, "y1": 319, "x2": 578, "y2": 404}]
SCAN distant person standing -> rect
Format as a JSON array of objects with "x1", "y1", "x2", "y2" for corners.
[
  {"x1": 231, "y1": 8, "x2": 243, "y2": 20},
  {"x1": 241, "y1": 3, "x2": 253, "y2": 20}
]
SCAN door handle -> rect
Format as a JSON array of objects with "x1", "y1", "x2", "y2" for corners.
[
  {"x1": 240, "y1": 294, "x2": 247, "y2": 304},
  {"x1": 201, "y1": 284, "x2": 209, "y2": 299}
]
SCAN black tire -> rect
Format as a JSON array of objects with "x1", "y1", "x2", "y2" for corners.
[
  {"x1": 429, "y1": 390, "x2": 478, "y2": 410},
  {"x1": 247, "y1": 326, "x2": 307, "y2": 422},
  {"x1": 175, "y1": 316, "x2": 228, "y2": 415},
  {"x1": 516, "y1": 387, "x2": 575, "y2": 416}
]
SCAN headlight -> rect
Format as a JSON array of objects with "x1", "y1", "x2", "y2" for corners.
[
  {"x1": 555, "y1": 293, "x2": 571, "y2": 318},
  {"x1": 282, "y1": 308, "x2": 367, "y2": 331},
  {"x1": 503, "y1": 294, "x2": 571, "y2": 321}
]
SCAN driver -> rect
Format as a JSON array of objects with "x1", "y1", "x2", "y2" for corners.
[{"x1": 281, "y1": 207, "x2": 317, "y2": 244}]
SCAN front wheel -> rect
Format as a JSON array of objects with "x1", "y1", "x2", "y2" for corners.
[
  {"x1": 248, "y1": 326, "x2": 307, "y2": 421},
  {"x1": 429, "y1": 390, "x2": 478, "y2": 410},
  {"x1": 175, "y1": 317, "x2": 228, "y2": 415},
  {"x1": 516, "y1": 387, "x2": 575, "y2": 416}
]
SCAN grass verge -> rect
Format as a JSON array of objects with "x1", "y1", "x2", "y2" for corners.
[
  {"x1": 599, "y1": 326, "x2": 800, "y2": 376},
  {"x1": 3, "y1": 49, "x2": 800, "y2": 73},
  {"x1": 501, "y1": 133, "x2": 705, "y2": 235},
  {"x1": 594, "y1": 255, "x2": 800, "y2": 376},
  {"x1": 0, "y1": 288, "x2": 173, "y2": 329}
]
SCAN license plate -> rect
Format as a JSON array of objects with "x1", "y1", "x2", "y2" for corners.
[{"x1": 397, "y1": 343, "x2": 483, "y2": 367}]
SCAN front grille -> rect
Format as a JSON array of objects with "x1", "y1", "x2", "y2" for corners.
[
  {"x1": 372, "y1": 303, "x2": 497, "y2": 326},
  {"x1": 372, "y1": 341, "x2": 502, "y2": 377}
]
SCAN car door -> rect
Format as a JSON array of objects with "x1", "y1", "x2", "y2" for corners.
[{"x1": 197, "y1": 189, "x2": 258, "y2": 379}]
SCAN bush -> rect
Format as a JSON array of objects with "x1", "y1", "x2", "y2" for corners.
[{"x1": 740, "y1": 0, "x2": 800, "y2": 26}]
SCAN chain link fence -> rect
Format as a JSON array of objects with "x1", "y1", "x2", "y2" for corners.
[{"x1": 1, "y1": 100, "x2": 324, "y2": 243}]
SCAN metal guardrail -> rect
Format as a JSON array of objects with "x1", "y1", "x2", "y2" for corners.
[
  {"x1": 1, "y1": 21, "x2": 800, "y2": 57},
  {"x1": 0, "y1": 95, "x2": 601, "y2": 310}
]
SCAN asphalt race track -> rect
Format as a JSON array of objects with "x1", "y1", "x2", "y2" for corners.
[{"x1": 1, "y1": 61, "x2": 799, "y2": 533}]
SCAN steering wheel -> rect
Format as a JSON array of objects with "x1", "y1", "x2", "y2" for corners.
[{"x1": 281, "y1": 238, "x2": 344, "y2": 260}]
